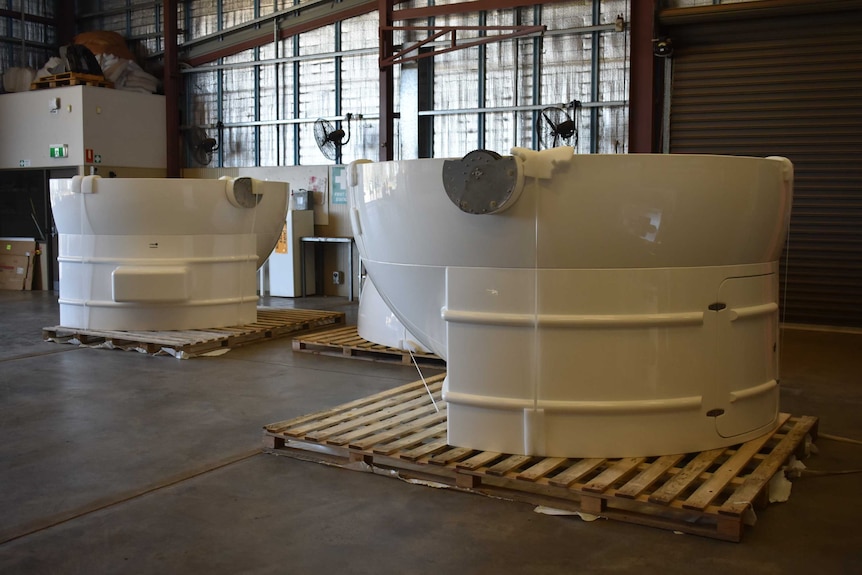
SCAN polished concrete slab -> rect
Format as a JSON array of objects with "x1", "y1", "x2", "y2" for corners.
[{"x1": 0, "y1": 290, "x2": 860, "y2": 574}]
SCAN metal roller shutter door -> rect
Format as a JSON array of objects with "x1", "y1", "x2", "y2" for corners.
[{"x1": 665, "y1": 6, "x2": 862, "y2": 328}]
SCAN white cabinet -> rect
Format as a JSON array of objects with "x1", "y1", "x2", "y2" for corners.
[
  {"x1": 0, "y1": 85, "x2": 165, "y2": 170},
  {"x1": 267, "y1": 209, "x2": 315, "y2": 297}
]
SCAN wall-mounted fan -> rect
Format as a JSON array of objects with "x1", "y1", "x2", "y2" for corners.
[
  {"x1": 186, "y1": 122, "x2": 221, "y2": 166},
  {"x1": 313, "y1": 114, "x2": 352, "y2": 163},
  {"x1": 536, "y1": 101, "x2": 581, "y2": 150}
]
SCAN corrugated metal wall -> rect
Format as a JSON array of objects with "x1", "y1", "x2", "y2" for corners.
[{"x1": 666, "y1": 6, "x2": 862, "y2": 328}]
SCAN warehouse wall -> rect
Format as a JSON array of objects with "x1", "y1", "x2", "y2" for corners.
[
  {"x1": 2, "y1": 1, "x2": 634, "y2": 164},
  {"x1": 178, "y1": 0, "x2": 631, "y2": 165},
  {"x1": 24, "y1": 1, "x2": 633, "y2": 168}
]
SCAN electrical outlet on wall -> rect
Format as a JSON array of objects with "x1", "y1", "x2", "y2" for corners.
[{"x1": 332, "y1": 271, "x2": 344, "y2": 285}]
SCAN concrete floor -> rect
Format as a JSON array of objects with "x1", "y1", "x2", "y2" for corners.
[{"x1": 0, "y1": 290, "x2": 860, "y2": 574}]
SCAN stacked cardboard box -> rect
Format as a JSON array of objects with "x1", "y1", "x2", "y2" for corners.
[{"x1": 0, "y1": 239, "x2": 37, "y2": 290}]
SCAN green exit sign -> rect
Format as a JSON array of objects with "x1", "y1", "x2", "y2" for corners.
[{"x1": 49, "y1": 145, "x2": 68, "y2": 158}]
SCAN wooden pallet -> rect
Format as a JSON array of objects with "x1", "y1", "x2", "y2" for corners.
[
  {"x1": 43, "y1": 307, "x2": 344, "y2": 358},
  {"x1": 31, "y1": 72, "x2": 114, "y2": 90},
  {"x1": 292, "y1": 325, "x2": 445, "y2": 367},
  {"x1": 263, "y1": 376, "x2": 819, "y2": 542}
]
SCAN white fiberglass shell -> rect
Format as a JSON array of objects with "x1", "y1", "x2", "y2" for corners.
[
  {"x1": 50, "y1": 175, "x2": 287, "y2": 331},
  {"x1": 348, "y1": 149, "x2": 794, "y2": 458},
  {"x1": 357, "y1": 276, "x2": 430, "y2": 354}
]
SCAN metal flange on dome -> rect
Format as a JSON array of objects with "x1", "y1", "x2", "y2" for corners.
[
  {"x1": 442, "y1": 149, "x2": 524, "y2": 215},
  {"x1": 224, "y1": 176, "x2": 263, "y2": 208}
]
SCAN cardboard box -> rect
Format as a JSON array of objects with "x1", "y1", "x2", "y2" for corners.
[
  {"x1": 0, "y1": 239, "x2": 37, "y2": 290},
  {"x1": 35, "y1": 241, "x2": 49, "y2": 290}
]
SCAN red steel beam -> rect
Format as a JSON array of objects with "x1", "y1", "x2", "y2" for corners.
[
  {"x1": 380, "y1": 25, "x2": 545, "y2": 67},
  {"x1": 628, "y1": 0, "x2": 658, "y2": 153},
  {"x1": 379, "y1": 0, "x2": 395, "y2": 161},
  {"x1": 393, "y1": 0, "x2": 571, "y2": 22},
  {"x1": 186, "y1": 0, "x2": 395, "y2": 67},
  {"x1": 184, "y1": 0, "x2": 572, "y2": 66},
  {"x1": 164, "y1": 0, "x2": 181, "y2": 177},
  {"x1": 0, "y1": 8, "x2": 53, "y2": 27},
  {"x1": 186, "y1": 1, "x2": 379, "y2": 67}
]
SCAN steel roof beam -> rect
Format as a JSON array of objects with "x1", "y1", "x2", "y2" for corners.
[
  {"x1": 174, "y1": 0, "x2": 575, "y2": 67},
  {"x1": 0, "y1": 8, "x2": 53, "y2": 26},
  {"x1": 392, "y1": 0, "x2": 572, "y2": 22},
  {"x1": 380, "y1": 24, "x2": 545, "y2": 67},
  {"x1": 182, "y1": 0, "x2": 384, "y2": 67}
]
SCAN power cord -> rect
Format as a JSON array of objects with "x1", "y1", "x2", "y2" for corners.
[{"x1": 796, "y1": 432, "x2": 862, "y2": 477}]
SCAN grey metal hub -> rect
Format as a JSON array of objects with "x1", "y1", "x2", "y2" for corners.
[{"x1": 442, "y1": 150, "x2": 523, "y2": 215}]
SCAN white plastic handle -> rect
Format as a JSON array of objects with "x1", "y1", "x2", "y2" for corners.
[{"x1": 347, "y1": 159, "x2": 372, "y2": 187}]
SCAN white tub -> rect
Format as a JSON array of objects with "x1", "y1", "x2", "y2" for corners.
[
  {"x1": 50, "y1": 175, "x2": 287, "y2": 331},
  {"x1": 357, "y1": 276, "x2": 431, "y2": 354},
  {"x1": 347, "y1": 149, "x2": 794, "y2": 458}
]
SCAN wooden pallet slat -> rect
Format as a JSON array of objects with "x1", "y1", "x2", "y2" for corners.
[
  {"x1": 30, "y1": 71, "x2": 114, "y2": 89},
  {"x1": 428, "y1": 446, "x2": 475, "y2": 466},
  {"x1": 681, "y1": 416, "x2": 791, "y2": 512},
  {"x1": 547, "y1": 458, "x2": 606, "y2": 488},
  {"x1": 719, "y1": 415, "x2": 819, "y2": 517},
  {"x1": 43, "y1": 307, "x2": 345, "y2": 358},
  {"x1": 399, "y1": 438, "x2": 450, "y2": 462},
  {"x1": 266, "y1": 379, "x2": 433, "y2": 434},
  {"x1": 263, "y1": 377, "x2": 817, "y2": 542},
  {"x1": 372, "y1": 420, "x2": 448, "y2": 456},
  {"x1": 293, "y1": 325, "x2": 445, "y2": 367},
  {"x1": 486, "y1": 454, "x2": 536, "y2": 477},
  {"x1": 647, "y1": 447, "x2": 727, "y2": 506},
  {"x1": 287, "y1": 394, "x2": 419, "y2": 438},
  {"x1": 456, "y1": 451, "x2": 505, "y2": 472},
  {"x1": 298, "y1": 384, "x2": 442, "y2": 441},
  {"x1": 325, "y1": 330, "x2": 366, "y2": 345},
  {"x1": 324, "y1": 401, "x2": 440, "y2": 446},
  {"x1": 351, "y1": 411, "x2": 447, "y2": 451},
  {"x1": 615, "y1": 454, "x2": 686, "y2": 499},
  {"x1": 582, "y1": 457, "x2": 646, "y2": 494},
  {"x1": 517, "y1": 457, "x2": 569, "y2": 482}
]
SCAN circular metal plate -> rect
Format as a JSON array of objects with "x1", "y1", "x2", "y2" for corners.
[{"x1": 442, "y1": 150, "x2": 522, "y2": 214}]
